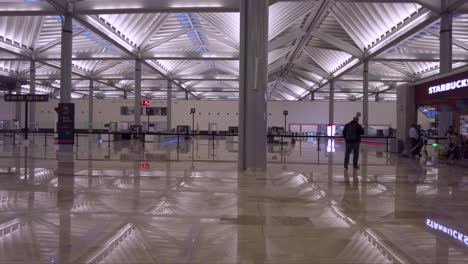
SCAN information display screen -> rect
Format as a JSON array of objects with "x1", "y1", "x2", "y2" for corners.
[
  {"x1": 140, "y1": 100, "x2": 150, "y2": 106},
  {"x1": 4, "y1": 94, "x2": 49, "y2": 102},
  {"x1": 57, "y1": 103, "x2": 75, "y2": 145}
]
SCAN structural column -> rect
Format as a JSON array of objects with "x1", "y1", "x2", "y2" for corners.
[
  {"x1": 397, "y1": 84, "x2": 417, "y2": 154},
  {"x1": 88, "y1": 79, "x2": 94, "y2": 132},
  {"x1": 60, "y1": 15, "x2": 72, "y2": 104},
  {"x1": 134, "y1": 59, "x2": 142, "y2": 126},
  {"x1": 363, "y1": 60, "x2": 369, "y2": 134},
  {"x1": 15, "y1": 79, "x2": 21, "y2": 126},
  {"x1": 440, "y1": 0, "x2": 452, "y2": 74},
  {"x1": 329, "y1": 80, "x2": 334, "y2": 125},
  {"x1": 238, "y1": 0, "x2": 269, "y2": 171},
  {"x1": 310, "y1": 91, "x2": 315, "y2": 101},
  {"x1": 29, "y1": 60, "x2": 36, "y2": 131},
  {"x1": 438, "y1": 0, "x2": 453, "y2": 136},
  {"x1": 167, "y1": 80, "x2": 172, "y2": 132},
  {"x1": 123, "y1": 90, "x2": 128, "y2": 99}
]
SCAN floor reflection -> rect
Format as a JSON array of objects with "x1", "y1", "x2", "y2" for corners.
[{"x1": 0, "y1": 145, "x2": 467, "y2": 263}]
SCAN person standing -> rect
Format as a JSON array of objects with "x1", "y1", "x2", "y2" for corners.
[
  {"x1": 409, "y1": 124, "x2": 420, "y2": 157},
  {"x1": 342, "y1": 117, "x2": 365, "y2": 169}
]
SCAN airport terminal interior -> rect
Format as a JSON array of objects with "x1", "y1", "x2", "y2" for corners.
[{"x1": 1, "y1": 0, "x2": 468, "y2": 263}]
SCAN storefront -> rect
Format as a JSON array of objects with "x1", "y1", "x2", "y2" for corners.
[{"x1": 415, "y1": 70, "x2": 468, "y2": 137}]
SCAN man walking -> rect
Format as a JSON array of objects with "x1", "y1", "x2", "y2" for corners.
[{"x1": 342, "y1": 117, "x2": 365, "y2": 169}]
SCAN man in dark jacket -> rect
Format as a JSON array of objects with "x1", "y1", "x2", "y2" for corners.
[{"x1": 342, "y1": 117, "x2": 365, "y2": 169}]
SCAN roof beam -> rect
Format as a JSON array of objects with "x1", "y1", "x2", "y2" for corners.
[
  {"x1": 143, "y1": 28, "x2": 192, "y2": 51},
  {"x1": 35, "y1": 29, "x2": 86, "y2": 54},
  {"x1": 35, "y1": 51, "x2": 239, "y2": 61},
  {"x1": 72, "y1": 0, "x2": 240, "y2": 14},
  {"x1": 293, "y1": 61, "x2": 329, "y2": 79},
  {"x1": 424, "y1": 28, "x2": 468, "y2": 52},
  {"x1": 299, "y1": 7, "x2": 439, "y2": 100},
  {"x1": 38, "y1": 61, "x2": 128, "y2": 92},
  {"x1": 373, "y1": 53, "x2": 468, "y2": 62},
  {"x1": 270, "y1": 0, "x2": 334, "y2": 97},
  {"x1": 378, "y1": 62, "x2": 413, "y2": 77},
  {"x1": 366, "y1": 9, "x2": 437, "y2": 58},
  {"x1": 0, "y1": 2, "x2": 58, "y2": 16},
  {"x1": 197, "y1": 28, "x2": 240, "y2": 51},
  {"x1": 46, "y1": 1, "x2": 199, "y2": 98},
  {"x1": 302, "y1": 47, "x2": 334, "y2": 76},
  {"x1": 310, "y1": 30, "x2": 363, "y2": 57},
  {"x1": 72, "y1": 15, "x2": 138, "y2": 56},
  {"x1": 0, "y1": 0, "x2": 240, "y2": 16},
  {"x1": 35, "y1": 74, "x2": 238, "y2": 81},
  {"x1": 336, "y1": 76, "x2": 411, "y2": 82},
  {"x1": 0, "y1": 39, "x2": 32, "y2": 59},
  {"x1": 284, "y1": 77, "x2": 313, "y2": 91},
  {"x1": 289, "y1": 68, "x2": 323, "y2": 84},
  {"x1": 139, "y1": 14, "x2": 170, "y2": 49},
  {"x1": 268, "y1": 31, "x2": 301, "y2": 52}
]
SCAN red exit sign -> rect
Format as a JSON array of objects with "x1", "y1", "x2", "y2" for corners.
[
  {"x1": 140, "y1": 100, "x2": 150, "y2": 106},
  {"x1": 139, "y1": 162, "x2": 149, "y2": 170}
]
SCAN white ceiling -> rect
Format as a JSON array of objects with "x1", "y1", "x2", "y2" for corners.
[{"x1": 0, "y1": 0, "x2": 467, "y2": 101}]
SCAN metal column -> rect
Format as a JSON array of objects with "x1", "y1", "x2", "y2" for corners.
[
  {"x1": 329, "y1": 80, "x2": 334, "y2": 125},
  {"x1": 15, "y1": 79, "x2": 21, "y2": 125},
  {"x1": 88, "y1": 79, "x2": 94, "y2": 132},
  {"x1": 60, "y1": 15, "x2": 72, "y2": 104},
  {"x1": 363, "y1": 60, "x2": 369, "y2": 134},
  {"x1": 438, "y1": 0, "x2": 453, "y2": 136},
  {"x1": 167, "y1": 80, "x2": 172, "y2": 132},
  {"x1": 123, "y1": 90, "x2": 128, "y2": 99},
  {"x1": 29, "y1": 60, "x2": 36, "y2": 131},
  {"x1": 134, "y1": 59, "x2": 142, "y2": 126},
  {"x1": 397, "y1": 84, "x2": 417, "y2": 155},
  {"x1": 440, "y1": 0, "x2": 452, "y2": 74},
  {"x1": 238, "y1": 0, "x2": 269, "y2": 171},
  {"x1": 185, "y1": 90, "x2": 188, "y2": 100},
  {"x1": 375, "y1": 93, "x2": 380, "y2": 102},
  {"x1": 310, "y1": 92, "x2": 315, "y2": 101}
]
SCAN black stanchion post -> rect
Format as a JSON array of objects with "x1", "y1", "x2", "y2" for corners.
[
  {"x1": 177, "y1": 133, "x2": 180, "y2": 149},
  {"x1": 281, "y1": 135, "x2": 283, "y2": 151},
  {"x1": 44, "y1": 133, "x2": 47, "y2": 146},
  {"x1": 212, "y1": 133, "x2": 215, "y2": 149},
  {"x1": 386, "y1": 137, "x2": 389, "y2": 152},
  {"x1": 24, "y1": 102, "x2": 28, "y2": 141},
  {"x1": 13, "y1": 131, "x2": 15, "y2": 145},
  {"x1": 317, "y1": 137, "x2": 320, "y2": 152},
  {"x1": 108, "y1": 133, "x2": 111, "y2": 148}
]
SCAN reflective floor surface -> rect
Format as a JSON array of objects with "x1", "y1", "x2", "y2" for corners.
[
  {"x1": 1, "y1": 135, "x2": 396, "y2": 165},
  {"x1": 0, "y1": 142, "x2": 468, "y2": 263}
]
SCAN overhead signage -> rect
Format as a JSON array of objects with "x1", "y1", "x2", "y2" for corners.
[
  {"x1": 4, "y1": 94, "x2": 49, "y2": 102},
  {"x1": 428, "y1": 77, "x2": 468, "y2": 94},
  {"x1": 426, "y1": 218, "x2": 468, "y2": 246},
  {"x1": 57, "y1": 103, "x2": 75, "y2": 145},
  {"x1": 415, "y1": 71, "x2": 468, "y2": 105},
  {"x1": 140, "y1": 100, "x2": 150, "y2": 107}
]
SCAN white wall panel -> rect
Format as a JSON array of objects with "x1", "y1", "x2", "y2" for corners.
[{"x1": 0, "y1": 100, "x2": 398, "y2": 130}]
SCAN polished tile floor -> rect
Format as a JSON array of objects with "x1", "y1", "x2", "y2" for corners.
[{"x1": 0, "y1": 139, "x2": 467, "y2": 263}]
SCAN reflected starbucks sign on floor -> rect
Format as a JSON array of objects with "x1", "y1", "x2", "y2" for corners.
[{"x1": 426, "y1": 218, "x2": 468, "y2": 246}]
